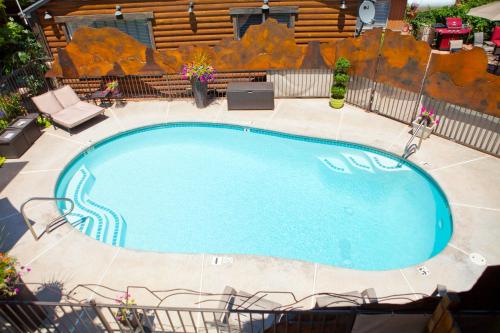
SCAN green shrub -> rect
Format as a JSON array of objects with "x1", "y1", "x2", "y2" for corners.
[
  {"x1": 335, "y1": 57, "x2": 350, "y2": 74},
  {"x1": 36, "y1": 115, "x2": 51, "y2": 128},
  {"x1": 0, "y1": 156, "x2": 5, "y2": 168},
  {"x1": 334, "y1": 73, "x2": 349, "y2": 86},
  {"x1": 0, "y1": 93, "x2": 26, "y2": 119},
  {"x1": 0, "y1": 119, "x2": 8, "y2": 131},
  {"x1": 331, "y1": 86, "x2": 346, "y2": 99},
  {"x1": 330, "y1": 57, "x2": 351, "y2": 100}
]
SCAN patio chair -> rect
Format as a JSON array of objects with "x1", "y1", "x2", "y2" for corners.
[{"x1": 31, "y1": 85, "x2": 105, "y2": 133}]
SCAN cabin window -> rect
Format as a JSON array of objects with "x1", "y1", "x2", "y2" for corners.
[
  {"x1": 66, "y1": 19, "x2": 153, "y2": 47},
  {"x1": 230, "y1": 7, "x2": 298, "y2": 40}
]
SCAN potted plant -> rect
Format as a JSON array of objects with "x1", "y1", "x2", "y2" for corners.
[
  {"x1": 330, "y1": 57, "x2": 351, "y2": 109},
  {"x1": 412, "y1": 106, "x2": 440, "y2": 139},
  {"x1": 115, "y1": 292, "x2": 144, "y2": 331},
  {"x1": 181, "y1": 51, "x2": 216, "y2": 108},
  {"x1": 0, "y1": 253, "x2": 42, "y2": 330},
  {"x1": 106, "y1": 80, "x2": 120, "y2": 96},
  {"x1": 36, "y1": 115, "x2": 51, "y2": 129}
]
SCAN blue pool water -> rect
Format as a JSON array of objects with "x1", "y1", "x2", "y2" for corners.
[{"x1": 56, "y1": 123, "x2": 452, "y2": 270}]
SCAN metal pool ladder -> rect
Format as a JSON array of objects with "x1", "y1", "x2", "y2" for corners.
[
  {"x1": 402, "y1": 122, "x2": 425, "y2": 159},
  {"x1": 20, "y1": 197, "x2": 75, "y2": 240}
]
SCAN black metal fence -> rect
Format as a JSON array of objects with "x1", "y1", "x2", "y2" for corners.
[{"x1": 0, "y1": 60, "x2": 53, "y2": 114}]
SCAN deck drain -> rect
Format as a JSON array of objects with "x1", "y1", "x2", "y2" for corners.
[
  {"x1": 211, "y1": 256, "x2": 233, "y2": 265},
  {"x1": 417, "y1": 266, "x2": 431, "y2": 276},
  {"x1": 469, "y1": 253, "x2": 486, "y2": 266}
]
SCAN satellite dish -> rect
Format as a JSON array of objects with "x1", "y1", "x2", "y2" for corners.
[{"x1": 359, "y1": 0, "x2": 376, "y2": 25}]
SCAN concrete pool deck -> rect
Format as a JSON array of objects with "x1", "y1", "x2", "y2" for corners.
[{"x1": 0, "y1": 98, "x2": 499, "y2": 308}]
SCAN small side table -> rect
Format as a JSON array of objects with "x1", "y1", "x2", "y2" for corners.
[
  {"x1": 8, "y1": 114, "x2": 42, "y2": 145},
  {"x1": 0, "y1": 128, "x2": 31, "y2": 158},
  {"x1": 90, "y1": 90, "x2": 111, "y2": 105}
]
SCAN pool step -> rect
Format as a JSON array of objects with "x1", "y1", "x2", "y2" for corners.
[{"x1": 64, "y1": 165, "x2": 127, "y2": 247}]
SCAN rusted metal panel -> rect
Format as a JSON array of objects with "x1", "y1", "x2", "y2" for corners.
[
  {"x1": 47, "y1": 19, "x2": 307, "y2": 77},
  {"x1": 376, "y1": 30, "x2": 432, "y2": 93},
  {"x1": 335, "y1": 28, "x2": 382, "y2": 79},
  {"x1": 423, "y1": 48, "x2": 500, "y2": 117}
]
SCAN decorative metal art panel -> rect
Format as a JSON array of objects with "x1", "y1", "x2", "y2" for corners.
[
  {"x1": 48, "y1": 19, "x2": 306, "y2": 77},
  {"x1": 47, "y1": 19, "x2": 500, "y2": 119},
  {"x1": 334, "y1": 28, "x2": 382, "y2": 79},
  {"x1": 375, "y1": 30, "x2": 431, "y2": 93},
  {"x1": 423, "y1": 48, "x2": 500, "y2": 117}
]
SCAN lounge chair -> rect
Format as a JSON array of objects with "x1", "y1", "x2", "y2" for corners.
[{"x1": 31, "y1": 85, "x2": 105, "y2": 133}]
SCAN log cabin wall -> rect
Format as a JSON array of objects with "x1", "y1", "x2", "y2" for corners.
[{"x1": 35, "y1": 0, "x2": 407, "y2": 57}]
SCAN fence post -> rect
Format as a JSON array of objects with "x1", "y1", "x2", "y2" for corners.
[{"x1": 89, "y1": 300, "x2": 114, "y2": 333}]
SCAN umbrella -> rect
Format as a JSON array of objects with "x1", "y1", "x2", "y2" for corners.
[{"x1": 467, "y1": 1, "x2": 500, "y2": 21}]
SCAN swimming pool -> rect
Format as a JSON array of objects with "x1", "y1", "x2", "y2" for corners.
[{"x1": 56, "y1": 123, "x2": 452, "y2": 270}]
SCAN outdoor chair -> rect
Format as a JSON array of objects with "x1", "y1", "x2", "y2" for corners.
[
  {"x1": 208, "y1": 286, "x2": 281, "y2": 333},
  {"x1": 31, "y1": 85, "x2": 105, "y2": 133}
]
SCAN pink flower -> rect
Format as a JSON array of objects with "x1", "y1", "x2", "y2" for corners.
[
  {"x1": 27, "y1": 268, "x2": 31, "y2": 272},
  {"x1": 13, "y1": 288, "x2": 19, "y2": 295}
]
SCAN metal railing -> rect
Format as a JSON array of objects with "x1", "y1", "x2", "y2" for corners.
[
  {"x1": 20, "y1": 197, "x2": 75, "y2": 240},
  {"x1": 0, "y1": 299, "x2": 426, "y2": 333},
  {"x1": 403, "y1": 122, "x2": 425, "y2": 159},
  {"x1": 55, "y1": 71, "x2": 267, "y2": 101}
]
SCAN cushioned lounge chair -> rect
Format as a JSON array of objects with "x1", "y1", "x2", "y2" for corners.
[{"x1": 32, "y1": 86, "x2": 105, "y2": 133}]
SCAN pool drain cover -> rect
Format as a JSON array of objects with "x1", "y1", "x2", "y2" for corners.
[
  {"x1": 469, "y1": 253, "x2": 486, "y2": 266},
  {"x1": 211, "y1": 256, "x2": 233, "y2": 265},
  {"x1": 417, "y1": 266, "x2": 430, "y2": 276}
]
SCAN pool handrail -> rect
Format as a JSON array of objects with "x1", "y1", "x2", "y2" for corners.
[{"x1": 20, "y1": 197, "x2": 75, "y2": 240}]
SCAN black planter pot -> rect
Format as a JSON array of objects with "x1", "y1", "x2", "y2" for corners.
[
  {"x1": 192, "y1": 80, "x2": 208, "y2": 108},
  {"x1": 0, "y1": 282, "x2": 47, "y2": 331}
]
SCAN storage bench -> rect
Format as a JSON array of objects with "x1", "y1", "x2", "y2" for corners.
[{"x1": 227, "y1": 82, "x2": 274, "y2": 110}]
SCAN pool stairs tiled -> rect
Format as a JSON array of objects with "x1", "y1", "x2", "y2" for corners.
[{"x1": 63, "y1": 165, "x2": 127, "y2": 247}]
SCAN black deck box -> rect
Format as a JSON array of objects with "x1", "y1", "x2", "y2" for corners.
[
  {"x1": 227, "y1": 82, "x2": 274, "y2": 110},
  {"x1": 0, "y1": 128, "x2": 30, "y2": 158},
  {"x1": 8, "y1": 114, "x2": 42, "y2": 145}
]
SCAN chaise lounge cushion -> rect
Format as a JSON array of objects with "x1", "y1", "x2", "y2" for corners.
[
  {"x1": 51, "y1": 105, "x2": 104, "y2": 129},
  {"x1": 31, "y1": 91, "x2": 64, "y2": 115},
  {"x1": 53, "y1": 85, "x2": 82, "y2": 108}
]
